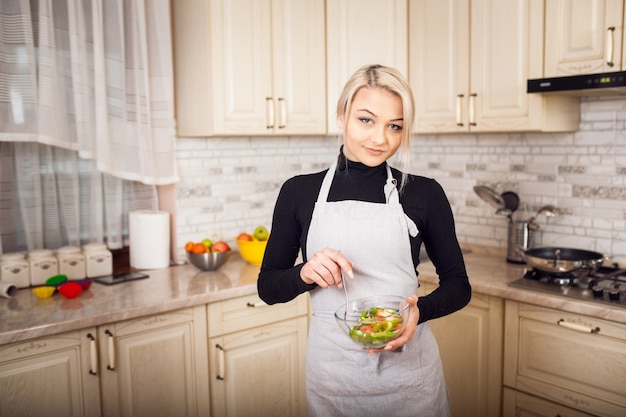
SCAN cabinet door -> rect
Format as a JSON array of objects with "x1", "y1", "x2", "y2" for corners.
[
  {"x1": 326, "y1": 0, "x2": 408, "y2": 134},
  {"x1": 0, "y1": 329, "x2": 101, "y2": 417},
  {"x1": 209, "y1": 316, "x2": 308, "y2": 417},
  {"x1": 271, "y1": 0, "x2": 326, "y2": 135},
  {"x1": 419, "y1": 283, "x2": 503, "y2": 417},
  {"x1": 98, "y1": 306, "x2": 209, "y2": 417},
  {"x1": 504, "y1": 301, "x2": 626, "y2": 417},
  {"x1": 410, "y1": 0, "x2": 470, "y2": 133},
  {"x1": 502, "y1": 387, "x2": 597, "y2": 417},
  {"x1": 545, "y1": 0, "x2": 624, "y2": 76}
]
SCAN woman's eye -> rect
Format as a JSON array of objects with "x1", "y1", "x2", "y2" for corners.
[
  {"x1": 359, "y1": 117, "x2": 373, "y2": 125},
  {"x1": 389, "y1": 123, "x2": 403, "y2": 131}
]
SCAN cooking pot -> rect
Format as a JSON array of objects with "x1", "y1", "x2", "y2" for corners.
[{"x1": 522, "y1": 247, "x2": 607, "y2": 275}]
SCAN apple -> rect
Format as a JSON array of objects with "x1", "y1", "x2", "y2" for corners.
[
  {"x1": 202, "y1": 238, "x2": 213, "y2": 249},
  {"x1": 253, "y1": 226, "x2": 269, "y2": 241},
  {"x1": 211, "y1": 241, "x2": 231, "y2": 252},
  {"x1": 236, "y1": 233, "x2": 253, "y2": 241}
]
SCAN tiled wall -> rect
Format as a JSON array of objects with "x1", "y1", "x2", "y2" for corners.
[{"x1": 175, "y1": 96, "x2": 626, "y2": 265}]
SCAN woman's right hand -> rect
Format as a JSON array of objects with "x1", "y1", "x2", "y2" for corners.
[{"x1": 300, "y1": 247, "x2": 353, "y2": 288}]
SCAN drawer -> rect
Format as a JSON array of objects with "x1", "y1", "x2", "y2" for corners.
[
  {"x1": 504, "y1": 301, "x2": 626, "y2": 417},
  {"x1": 207, "y1": 293, "x2": 309, "y2": 337}
]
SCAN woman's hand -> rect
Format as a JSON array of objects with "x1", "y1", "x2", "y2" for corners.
[
  {"x1": 300, "y1": 247, "x2": 353, "y2": 288},
  {"x1": 367, "y1": 294, "x2": 419, "y2": 354}
]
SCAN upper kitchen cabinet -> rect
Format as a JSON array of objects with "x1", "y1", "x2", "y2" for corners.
[
  {"x1": 172, "y1": 0, "x2": 326, "y2": 136},
  {"x1": 326, "y1": 0, "x2": 408, "y2": 134},
  {"x1": 410, "y1": 0, "x2": 580, "y2": 133},
  {"x1": 545, "y1": 0, "x2": 625, "y2": 76}
]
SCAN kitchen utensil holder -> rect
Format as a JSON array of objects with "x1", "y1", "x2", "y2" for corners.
[{"x1": 507, "y1": 220, "x2": 535, "y2": 263}]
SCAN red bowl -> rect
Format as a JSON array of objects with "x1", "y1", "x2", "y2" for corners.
[{"x1": 59, "y1": 282, "x2": 82, "y2": 299}]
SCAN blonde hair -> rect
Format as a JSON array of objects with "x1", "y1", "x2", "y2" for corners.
[{"x1": 336, "y1": 64, "x2": 415, "y2": 190}]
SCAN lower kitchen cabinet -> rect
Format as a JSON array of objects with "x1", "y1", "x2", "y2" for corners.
[
  {"x1": 503, "y1": 300, "x2": 626, "y2": 417},
  {"x1": 418, "y1": 282, "x2": 504, "y2": 417},
  {"x1": 98, "y1": 306, "x2": 209, "y2": 417},
  {"x1": 207, "y1": 293, "x2": 308, "y2": 417},
  {"x1": 0, "y1": 328, "x2": 102, "y2": 417},
  {"x1": 503, "y1": 387, "x2": 597, "y2": 417}
]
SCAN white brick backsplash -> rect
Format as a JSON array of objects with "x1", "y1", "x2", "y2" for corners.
[{"x1": 175, "y1": 96, "x2": 626, "y2": 265}]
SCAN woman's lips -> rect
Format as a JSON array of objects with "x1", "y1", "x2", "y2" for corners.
[{"x1": 364, "y1": 147, "x2": 384, "y2": 156}]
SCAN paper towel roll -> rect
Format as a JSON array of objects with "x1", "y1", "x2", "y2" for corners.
[
  {"x1": 129, "y1": 210, "x2": 170, "y2": 269},
  {"x1": 0, "y1": 281, "x2": 17, "y2": 298}
]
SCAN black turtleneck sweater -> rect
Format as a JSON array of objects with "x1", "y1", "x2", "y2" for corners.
[{"x1": 257, "y1": 153, "x2": 471, "y2": 324}]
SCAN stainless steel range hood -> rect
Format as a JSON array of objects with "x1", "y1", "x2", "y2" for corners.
[{"x1": 527, "y1": 71, "x2": 626, "y2": 96}]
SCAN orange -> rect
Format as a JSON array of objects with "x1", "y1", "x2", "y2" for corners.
[
  {"x1": 185, "y1": 241, "x2": 195, "y2": 252},
  {"x1": 236, "y1": 233, "x2": 253, "y2": 241},
  {"x1": 191, "y1": 243, "x2": 206, "y2": 254}
]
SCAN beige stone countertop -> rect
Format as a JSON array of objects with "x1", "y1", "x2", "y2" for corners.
[
  {"x1": 418, "y1": 245, "x2": 626, "y2": 325},
  {"x1": 0, "y1": 253, "x2": 262, "y2": 345},
  {"x1": 2, "y1": 246, "x2": 625, "y2": 346}
]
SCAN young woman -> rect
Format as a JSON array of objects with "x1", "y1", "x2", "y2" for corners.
[{"x1": 257, "y1": 64, "x2": 471, "y2": 417}]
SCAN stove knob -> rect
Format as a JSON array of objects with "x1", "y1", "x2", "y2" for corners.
[
  {"x1": 608, "y1": 287, "x2": 621, "y2": 301},
  {"x1": 591, "y1": 285, "x2": 604, "y2": 298}
]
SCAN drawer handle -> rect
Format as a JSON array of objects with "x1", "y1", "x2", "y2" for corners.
[
  {"x1": 216, "y1": 344, "x2": 225, "y2": 381},
  {"x1": 557, "y1": 319, "x2": 600, "y2": 334},
  {"x1": 105, "y1": 329, "x2": 116, "y2": 370},
  {"x1": 246, "y1": 301, "x2": 266, "y2": 308},
  {"x1": 87, "y1": 333, "x2": 98, "y2": 376},
  {"x1": 456, "y1": 94, "x2": 464, "y2": 126}
]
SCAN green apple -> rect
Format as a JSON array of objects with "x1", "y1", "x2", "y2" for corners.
[
  {"x1": 202, "y1": 238, "x2": 213, "y2": 249},
  {"x1": 254, "y1": 225, "x2": 269, "y2": 241}
]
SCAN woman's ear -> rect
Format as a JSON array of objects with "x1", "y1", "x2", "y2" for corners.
[{"x1": 337, "y1": 116, "x2": 344, "y2": 129}]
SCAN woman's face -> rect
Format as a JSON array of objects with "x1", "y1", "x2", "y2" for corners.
[{"x1": 340, "y1": 87, "x2": 404, "y2": 167}]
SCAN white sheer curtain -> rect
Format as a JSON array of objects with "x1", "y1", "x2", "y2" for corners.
[{"x1": 0, "y1": 0, "x2": 178, "y2": 253}]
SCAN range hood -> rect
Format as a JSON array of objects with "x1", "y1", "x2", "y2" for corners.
[{"x1": 527, "y1": 71, "x2": 626, "y2": 96}]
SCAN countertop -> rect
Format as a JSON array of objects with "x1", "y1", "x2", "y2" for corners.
[{"x1": 1, "y1": 246, "x2": 625, "y2": 346}]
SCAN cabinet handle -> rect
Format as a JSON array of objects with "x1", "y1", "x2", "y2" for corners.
[
  {"x1": 469, "y1": 93, "x2": 477, "y2": 126},
  {"x1": 606, "y1": 26, "x2": 615, "y2": 67},
  {"x1": 87, "y1": 333, "x2": 98, "y2": 376},
  {"x1": 216, "y1": 343, "x2": 225, "y2": 380},
  {"x1": 105, "y1": 329, "x2": 116, "y2": 370},
  {"x1": 456, "y1": 94, "x2": 464, "y2": 126},
  {"x1": 557, "y1": 319, "x2": 600, "y2": 334},
  {"x1": 266, "y1": 97, "x2": 275, "y2": 129},
  {"x1": 278, "y1": 98, "x2": 286, "y2": 129},
  {"x1": 246, "y1": 301, "x2": 267, "y2": 308}
]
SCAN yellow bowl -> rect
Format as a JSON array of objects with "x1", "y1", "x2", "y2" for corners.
[
  {"x1": 32, "y1": 286, "x2": 56, "y2": 299},
  {"x1": 236, "y1": 239, "x2": 267, "y2": 265}
]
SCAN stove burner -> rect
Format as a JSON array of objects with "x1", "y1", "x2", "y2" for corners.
[{"x1": 511, "y1": 265, "x2": 626, "y2": 308}]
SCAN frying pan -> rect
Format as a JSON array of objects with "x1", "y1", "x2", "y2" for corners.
[{"x1": 522, "y1": 247, "x2": 607, "y2": 275}]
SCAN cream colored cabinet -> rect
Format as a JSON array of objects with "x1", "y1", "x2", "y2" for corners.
[
  {"x1": 98, "y1": 306, "x2": 210, "y2": 417},
  {"x1": 173, "y1": 0, "x2": 326, "y2": 136},
  {"x1": 503, "y1": 387, "x2": 597, "y2": 417},
  {"x1": 325, "y1": 0, "x2": 408, "y2": 134},
  {"x1": 409, "y1": 0, "x2": 580, "y2": 133},
  {"x1": 418, "y1": 282, "x2": 504, "y2": 417},
  {"x1": 0, "y1": 329, "x2": 102, "y2": 417},
  {"x1": 503, "y1": 300, "x2": 626, "y2": 417},
  {"x1": 545, "y1": 0, "x2": 625, "y2": 76},
  {"x1": 207, "y1": 293, "x2": 308, "y2": 417}
]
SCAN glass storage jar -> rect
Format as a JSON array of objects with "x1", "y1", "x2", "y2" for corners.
[
  {"x1": 0, "y1": 252, "x2": 30, "y2": 289},
  {"x1": 29, "y1": 249, "x2": 59, "y2": 286},
  {"x1": 57, "y1": 246, "x2": 86, "y2": 280},
  {"x1": 83, "y1": 243, "x2": 112, "y2": 278}
]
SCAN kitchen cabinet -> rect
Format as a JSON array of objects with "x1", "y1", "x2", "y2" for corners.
[
  {"x1": 503, "y1": 387, "x2": 597, "y2": 417},
  {"x1": 545, "y1": 0, "x2": 625, "y2": 76},
  {"x1": 0, "y1": 307, "x2": 209, "y2": 417},
  {"x1": 325, "y1": 0, "x2": 408, "y2": 134},
  {"x1": 98, "y1": 306, "x2": 209, "y2": 417},
  {"x1": 207, "y1": 293, "x2": 309, "y2": 417},
  {"x1": 418, "y1": 282, "x2": 504, "y2": 417},
  {"x1": 409, "y1": 0, "x2": 580, "y2": 133},
  {"x1": 172, "y1": 0, "x2": 326, "y2": 136},
  {"x1": 503, "y1": 300, "x2": 626, "y2": 417},
  {"x1": 0, "y1": 328, "x2": 102, "y2": 417}
]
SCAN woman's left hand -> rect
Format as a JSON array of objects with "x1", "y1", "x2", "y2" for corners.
[{"x1": 367, "y1": 294, "x2": 419, "y2": 354}]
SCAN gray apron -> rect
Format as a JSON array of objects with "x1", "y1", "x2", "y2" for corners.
[{"x1": 305, "y1": 161, "x2": 450, "y2": 417}]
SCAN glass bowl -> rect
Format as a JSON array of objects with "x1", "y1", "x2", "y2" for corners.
[
  {"x1": 187, "y1": 251, "x2": 231, "y2": 271},
  {"x1": 236, "y1": 239, "x2": 267, "y2": 265},
  {"x1": 334, "y1": 295, "x2": 410, "y2": 348}
]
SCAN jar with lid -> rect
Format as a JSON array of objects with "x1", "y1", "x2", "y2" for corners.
[
  {"x1": 29, "y1": 249, "x2": 59, "y2": 286},
  {"x1": 83, "y1": 243, "x2": 112, "y2": 278},
  {"x1": 57, "y1": 246, "x2": 86, "y2": 280},
  {"x1": 0, "y1": 252, "x2": 30, "y2": 288}
]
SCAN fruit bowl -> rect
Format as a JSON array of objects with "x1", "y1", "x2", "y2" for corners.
[
  {"x1": 236, "y1": 239, "x2": 267, "y2": 265},
  {"x1": 334, "y1": 295, "x2": 410, "y2": 349},
  {"x1": 187, "y1": 250, "x2": 231, "y2": 271}
]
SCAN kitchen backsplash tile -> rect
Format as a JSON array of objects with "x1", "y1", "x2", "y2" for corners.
[{"x1": 175, "y1": 96, "x2": 626, "y2": 265}]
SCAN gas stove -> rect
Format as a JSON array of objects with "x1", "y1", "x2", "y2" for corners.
[{"x1": 509, "y1": 265, "x2": 626, "y2": 308}]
